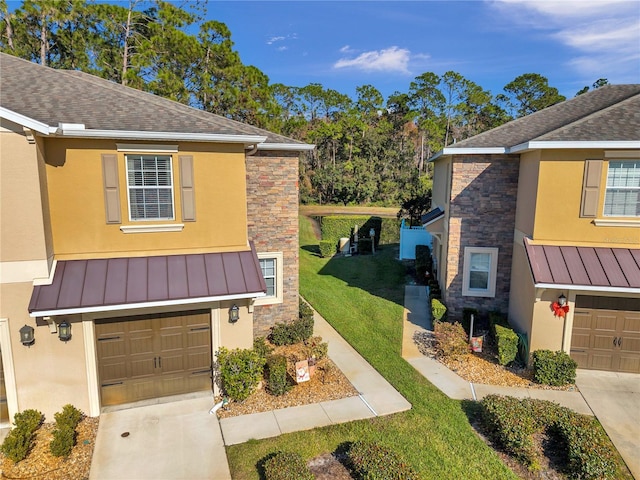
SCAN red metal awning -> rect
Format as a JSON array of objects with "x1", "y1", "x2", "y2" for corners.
[
  {"x1": 524, "y1": 238, "x2": 640, "y2": 293},
  {"x1": 29, "y1": 243, "x2": 267, "y2": 317}
]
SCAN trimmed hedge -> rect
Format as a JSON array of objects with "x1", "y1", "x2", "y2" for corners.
[
  {"x1": 431, "y1": 298, "x2": 447, "y2": 322},
  {"x1": 533, "y1": 350, "x2": 577, "y2": 386},
  {"x1": 321, "y1": 215, "x2": 381, "y2": 247},
  {"x1": 263, "y1": 451, "x2": 314, "y2": 480},
  {"x1": 347, "y1": 440, "x2": 418, "y2": 480},
  {"x1": 270, "y1": 315, "x2": 314, "y2": 346},
  {"x1": 495, "y1": 324, "x2": 518, "y2": 366},
  {"x1": 266, "y1": 354, "x2": 291, "y2": 396},
  {"x1": 379, "y1": 217, "x2": 402, "y2": 245},
  {"x1": 319, "y1": 240, "x2": 336, "y2": 257},
  {"x1": 480, "y1": 394, "x2": 618, "y2": 478}
]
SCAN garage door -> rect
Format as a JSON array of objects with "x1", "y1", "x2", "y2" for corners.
[
  {"x1": 570, "y1": 296, "x2": 640, "y2": 374},
  {"x1": 96, "y1": 311, "x2": 212, "y2": 406}
]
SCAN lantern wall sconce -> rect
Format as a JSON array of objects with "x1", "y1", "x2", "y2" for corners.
[
  {"x1": 58, "y1": 321, "x2": 72, "y2": 342},
  {"x1": 558, "y1": 294, "x2": 567, "y2": 307},
  {"x1": 20, "y1": 324, "x2": 35, "y2": 347},
  {"x1": 229, "y1": 304, "x2": 240, "y2": 323}
]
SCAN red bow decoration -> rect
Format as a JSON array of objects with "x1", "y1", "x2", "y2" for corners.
[{"x1": 551, "y1": 302, "x2": 570, "y2": 317}]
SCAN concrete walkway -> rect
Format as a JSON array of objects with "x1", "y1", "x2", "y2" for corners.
[
  {"x1": 219, "y1": 310, "x2": 411, "y2": 444},
  {"x1": 403, "y1": 285, "x2": 640, "y2": 478},
  {"x1": 89, "y1": 309, "x2": 411, "y2": 479}
]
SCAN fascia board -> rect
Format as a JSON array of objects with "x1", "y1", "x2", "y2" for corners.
[
  {"x1": 0, "y1": 107, "x2": 54, "y2": 135},
  {"x1": 533, "y1": 282, "x2": 640, "y2": 295},
  {"x1": 257, "y1": 142, "x2": 315, "y2": 151},
  {"x1": 55, "y1": 128, "x2": 267, "y2": 145},
  {"x1": 30, "y1": 291, "x2": 267, "y2": 318},
  {"x1": 510, "y1": 141, "x2": 640, "y2": 153},
  {"x1": 428, "y1": 147, "x2": 506, "y2": 162}
]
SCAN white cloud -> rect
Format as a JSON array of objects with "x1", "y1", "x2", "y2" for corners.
[
  {"x1": 333, "y1": 46, "x2": 412, "y2": 74},
  {"x1": 266, "y1": 36, "x2": 285, "y2": 45},
  {"x1": 489, "y1": 0, "x2": 640, "y2": 80},
  {"x1": 266, "y1": 33, "x2": 298, "y2": 48}
]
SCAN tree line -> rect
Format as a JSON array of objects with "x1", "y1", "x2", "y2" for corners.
[{"x1": 0, "y1": 0, "x2": 607, "y2": 207}]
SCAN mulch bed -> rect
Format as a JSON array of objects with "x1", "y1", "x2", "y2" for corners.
[
  {"x1": 413, "y1": 330, "x2": 578, "y2": 391},
  {"x1": 0, "y1": 417, "x2": 98, "y2": 480}
]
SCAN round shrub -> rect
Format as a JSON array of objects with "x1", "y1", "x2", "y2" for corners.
[
  {"x1": 263, "y1": 451, "x2": 314, "y2": 480},
  {"x1": 0, "y1": 409, "x2": 44, "y2": 463},
  {"x1": 54, "y1": 404, "x2": 83, "y2": 430},
  {"x1": 217, "y1": 347, "x2": 264, "y2": 402},
  {"x1": 50, "y1": 424, "x2": 76, "y2": 457}
]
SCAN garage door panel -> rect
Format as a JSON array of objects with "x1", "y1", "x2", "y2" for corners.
[
  {"x1": 571, "y1": 302, "x2": 640, "y2": 374},
  {"x1": 621, "y1": 316, "x2": 640, "y2": 334},
  {"x1": 96, "y1": 311, "x2": 212, "y2": 407}
]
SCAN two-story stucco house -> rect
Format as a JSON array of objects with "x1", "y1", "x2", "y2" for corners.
[
  {"x1": 425, "y1": 84, "x2": 640, "y2": 374},
  {"x1": 0, "y1": 53, "x2": 313, "y2": 423}
]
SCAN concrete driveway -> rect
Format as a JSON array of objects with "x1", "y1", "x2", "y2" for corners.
[
  {"x1": 576, "y1": 369, "x2": 640, "y2": 479},
  {"x1": 89, "y1": 395, "x2": 230, "y2": 480}
]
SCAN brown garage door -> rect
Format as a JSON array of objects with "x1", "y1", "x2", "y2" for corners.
[
  {"x1": 96, "y1": 311, "x2": 212, "y2": 406},
  {"x1": 571, "y1": 296, "x2": 640, "y2": 374}
]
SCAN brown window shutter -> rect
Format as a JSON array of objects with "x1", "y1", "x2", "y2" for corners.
[
  {"x1": 101, "y1": 154, "x2": 121, "y2": 224},
  {"x1": 179, "y1": 155, "x2": 196, "y2": 221},
  {"x1": 580, "y1": 160, "x2": 603, "y2": 217}
]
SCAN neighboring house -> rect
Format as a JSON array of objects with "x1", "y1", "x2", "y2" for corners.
[
  {"x1": 425, "y1": 85, "x2": 640, "y2": 374},
  {"x1": 0, "y1": 53, "x2": 313, "y2": 423}
]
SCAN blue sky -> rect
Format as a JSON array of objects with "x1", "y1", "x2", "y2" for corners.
[{"x1": 210, "y1": 0, "x2": 640, "y2": 101}]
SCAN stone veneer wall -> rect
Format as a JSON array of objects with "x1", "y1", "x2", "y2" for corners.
[
  {"x1": 445, "y1": 154, "x2": 520, "y2": 320},
  {"x1": 245, "y1": 151, "x2": 300, "y2": 337}
]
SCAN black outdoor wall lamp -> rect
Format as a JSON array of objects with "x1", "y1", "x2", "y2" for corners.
[
  {"x1": 558, "y1": 293, "x2": 567, "y2": 307},
  {"x1": 20, "y1": 324, "x2": 35, "y2": 347},
  {"x1": 229, "y1": 304, "x2": 240, "y2": 323},
  {"x1": 58, "y1": 320, "x2": 72, "y2": 342}
]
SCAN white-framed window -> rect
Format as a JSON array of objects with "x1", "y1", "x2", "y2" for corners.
[
  {"x1": 255, "y1": 252, "x2": 283, "y2": 305},
  {"x1": 604, "y1": 160, "x2": 640, "y2": 217},
  {"x1": 126, "y1": 154, "x2": 174, "y2": 221},
  {"x1": 462, "y1": 247, "x2": 499, "y2": 297}
]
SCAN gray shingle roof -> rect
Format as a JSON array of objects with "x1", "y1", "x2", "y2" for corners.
[
  {"x1": 0, "y1": 53, "x2": 307, "y2": 147},
  {"x1": 450, "y1": 84, "x2": 640, "y2": 149}
]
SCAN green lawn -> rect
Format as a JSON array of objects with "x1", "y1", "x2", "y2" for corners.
[{"x1": 226, "y1": 216, "x2": 516, "y2": 479}]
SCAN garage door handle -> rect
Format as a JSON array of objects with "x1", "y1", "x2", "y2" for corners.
[
  {"x1": 192, "y1": 369, "x2": 211, "y2": 375},
  {"x1": 98, "y1": 336, "x2": 121, "y2": 342},
  {"x1": 618, "y1": 338, "x2": 622, "y2": 347},
  {"x1": 101, "y1": 381, "x2": 123, "y2": 387}
]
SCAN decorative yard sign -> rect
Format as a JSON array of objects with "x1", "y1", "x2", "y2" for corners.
[{"x1": 295, "y1": 360, "x2": 310, "y2": 383}]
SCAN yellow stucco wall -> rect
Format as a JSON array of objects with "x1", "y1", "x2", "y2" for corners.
[
  {"x1": 533, "y1": 150, "x2": 640, "y2": 247},
  {"x1": 44, "y1": 139, "x2": 250, "y2": 259}
]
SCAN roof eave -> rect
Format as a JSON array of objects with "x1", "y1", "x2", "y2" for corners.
[
  {"x1": 257, "y1": 142, "x2": 315, "y2": 151},
  {"x1": 533, "y1": 283, "x2": 639, "y2": 295},
  {"x1": 29, "y1": 291, "x2": 267, "y2": 318},
  {"x1": 0, "y1": 107, "x2": 56, "y2": 135},
  {"x1": 428, "y1": 147, "x2": 507, "y2": 162},
  {"x1": 54, "y1": 128, "x2": 268, "y2": 145},
  {"x1": 511, "y1": 140, "x2": 640, "y2": 153}
]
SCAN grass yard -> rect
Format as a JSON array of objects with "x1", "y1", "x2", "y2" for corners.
[{"x1": 225, "y1": 216, "x2": 516, "y2": 479}]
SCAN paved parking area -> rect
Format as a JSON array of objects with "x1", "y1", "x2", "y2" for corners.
[{"x1": 576, "y1": 369, "x2": 640, "y2": 479}]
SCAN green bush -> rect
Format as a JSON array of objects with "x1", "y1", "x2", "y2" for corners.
[
  {"x1": 0, "y1": 409, "x2": 44, "y2": 463},
  {"x1": 431, "y1": 298, "x2": 447, "y2": 322},
  {"x1": 304, "y1": 336, "x2": 328, "y2": 360},
  {"x1": 299, "y1": 299, "x2": 314, "y2": 323},
  {"x1": 533, "y1": 350, "x2": 578, "y2": 386},
  {"x1": 319, "y1": 240, "x2": 336, "y2": 257},
  {"x1": 269, "y1": 314, "x2": 314, "y2": 346},
  {"x1": 320, "y1": 215, "x2": 381, "y2": 246},
  {"x1": 54, "y1": 404, "x2": 83, "y2": 430},
  {"x1": 253, "y1": 336, "x2": 274, "y2": 363},
  {"x1": 263, "y1": 451, "x2": 314, "y2": 480},
  {"x1": 462, "y1": 308, "x2": 479, "y2": 335},
  {"x1": 495, "y1": 324, "x2": 518, "y2": 366},
  {"x1": 481, "y1": 395, "x2": 618, "y2": 478},
  {"x1": 266, "y1": 355, "x2": 291, "y2": 396},
  {"x1": 554, "y1": 414, "x2": 616, "y2": 479},
  {"x1": 434, "y1": 321, "x2": 469, "y2": 359},
  {"x1": 217, "y1": 347, "x2": 264, "y2": 402},
  {"x1": 379, "y1": 217, "x2": 401, "y2": 245},
  {"x1": 50, "y1": 425, "x2": 76, "y2": 457},
  {"x1": 347, "y1": 440, "x2": 418, "y2": 480}
]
